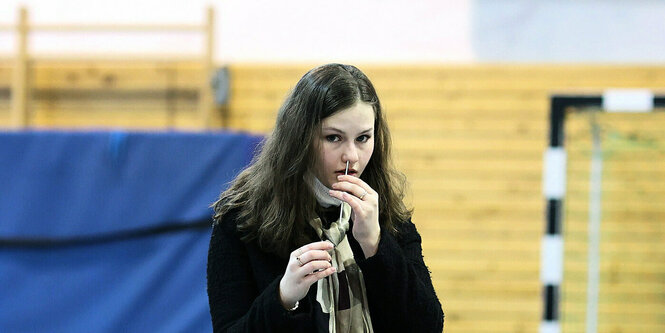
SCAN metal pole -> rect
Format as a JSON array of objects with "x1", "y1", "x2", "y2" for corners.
[
  {"x1": 199, "y1": 6, "x2": 215, "y2": 129},
  {"x1": 586, "y1": 111, "x2": 602, "y2": 333},
  {"x1": 11, "y1": 7, "x2": 29, "y2": 128}
]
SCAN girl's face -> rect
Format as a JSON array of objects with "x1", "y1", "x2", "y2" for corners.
[{"x1": 313, "y1": 101, "x2": 375, "y2": 188}]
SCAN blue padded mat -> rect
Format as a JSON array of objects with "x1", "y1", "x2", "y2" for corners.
[{"x1": 0, "y1": 130, "x2": 262, "y2": 332}]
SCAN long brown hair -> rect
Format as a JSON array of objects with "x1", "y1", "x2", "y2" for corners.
[{"x1": 213, "y1": 64, "x2": 411, "y2": 257}]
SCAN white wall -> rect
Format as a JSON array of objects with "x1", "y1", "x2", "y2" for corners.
[
  {"x1": 0, "y1": 0, "x2": 473, "y2": 63},
  {"x1": 2, "y1": 0, "x2": 665, "y2": 63}
]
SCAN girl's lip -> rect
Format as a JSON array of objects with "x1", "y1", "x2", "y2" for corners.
[{"x1": 335, "y1": 170, "x2": 358, "y2": 175}]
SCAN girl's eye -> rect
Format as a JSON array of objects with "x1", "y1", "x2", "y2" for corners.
[
  {"x1": 356, "y1": 135, "x2": 370, "y2": 143},
  {"x1": 326, "y1": 135, "x2": 341, "y2": 142}
]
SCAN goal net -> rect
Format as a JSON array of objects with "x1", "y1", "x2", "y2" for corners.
[{"x1": 561, "y1": 107, "x2": 665, "y2": 333}]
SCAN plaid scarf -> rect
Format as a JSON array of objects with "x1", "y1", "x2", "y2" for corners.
[{"x1": 309, "y1": 202, "x2": 374, "y2": 333}]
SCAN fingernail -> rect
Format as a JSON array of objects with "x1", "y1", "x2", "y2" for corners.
[{"x1": 337, "y1": 175, "x2": 342, "y2": 180}]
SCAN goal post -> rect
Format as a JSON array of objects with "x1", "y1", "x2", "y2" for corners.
[{"x1": 540, "y1": 90, "x2": 665, "y2": 333}]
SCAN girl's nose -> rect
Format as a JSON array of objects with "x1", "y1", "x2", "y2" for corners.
[{"x1": 341, "y1": 143, "x2": 359, "y2": 164}]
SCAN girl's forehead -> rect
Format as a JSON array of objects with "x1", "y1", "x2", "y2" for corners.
[{"x1": 321, "y1": 103, "x2": 374, "y2": 130}]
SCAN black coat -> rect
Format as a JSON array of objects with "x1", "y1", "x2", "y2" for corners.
[{"x1": 207, "y1": 207, "x2": 444, "y2": 332}]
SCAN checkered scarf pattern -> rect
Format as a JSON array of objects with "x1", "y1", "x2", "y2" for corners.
[{"x1": 309, "y1": 202, "x2": 374, "y2": 333}]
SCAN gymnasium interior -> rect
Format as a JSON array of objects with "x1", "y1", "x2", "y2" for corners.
[{"x1": 1, "y1": 2, "x2": 664, "y2": 332}]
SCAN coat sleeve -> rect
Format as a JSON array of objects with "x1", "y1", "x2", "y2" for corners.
[
  {"x1": 206, "y1": 213, "x2": 300, "y2": 332},
  {"x1": 355, "y1": 219, "x2": 444, "y2": 332}
]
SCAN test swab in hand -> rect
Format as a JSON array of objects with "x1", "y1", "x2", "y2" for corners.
[{"x1": 338, "y1": 160, "x2": 349, "y2": 223}]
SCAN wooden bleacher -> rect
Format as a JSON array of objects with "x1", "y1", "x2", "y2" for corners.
[{"x1": 1, "y1": 62, "x2": 664, "y2": 332}]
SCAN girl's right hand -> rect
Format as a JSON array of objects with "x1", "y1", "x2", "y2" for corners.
[{"x1": 278, "y1": 241, "x2": 336, "y2": 310}]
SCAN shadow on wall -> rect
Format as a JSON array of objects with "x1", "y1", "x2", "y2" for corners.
[{"x1": 472, "y1": 0, "x2": 665, "y2": 62}]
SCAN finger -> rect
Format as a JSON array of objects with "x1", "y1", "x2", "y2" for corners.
[
  {"x1": 300, "y1": 260, "x2": 332, "y2": 276},
  {"x1": 289, "y1": 256, "x2": 305, "y2": 272},
  {"x1": 303, "y1": 266, "x2": 337, "y2": 284},
  {"x1": 336, "y1": 175, "x2": 375, "y2": 195},
  {"x1": 292, "y1": 241, "x2": 334, "y2": 257},
  {"x1": 331, "y1": 181, "x2": 367, "y2": 199},
  {"x1": 329, "y1": 190, "x2": 364, "y2": 214},
  {"x1": 298, "y1": 249, "x2": 332, "y2": 265}
]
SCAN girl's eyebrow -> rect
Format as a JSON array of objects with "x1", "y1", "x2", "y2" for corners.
[{"x1": 322, "y1": 127, "x2": 373, "y2": 135}]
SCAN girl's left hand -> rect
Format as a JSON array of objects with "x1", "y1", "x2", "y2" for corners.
[{"x1": 329, "y1": 175, "x2": 380, "y2": 258}]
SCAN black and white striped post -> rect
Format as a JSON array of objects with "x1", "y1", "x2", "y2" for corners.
[{"x1": 541, "y1": 90, "x2": 665, "y2": 333}]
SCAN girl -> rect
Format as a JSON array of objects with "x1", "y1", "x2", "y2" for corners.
[{"x1": 207, "y1": 64, "x2": 443, "y2": 332}]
